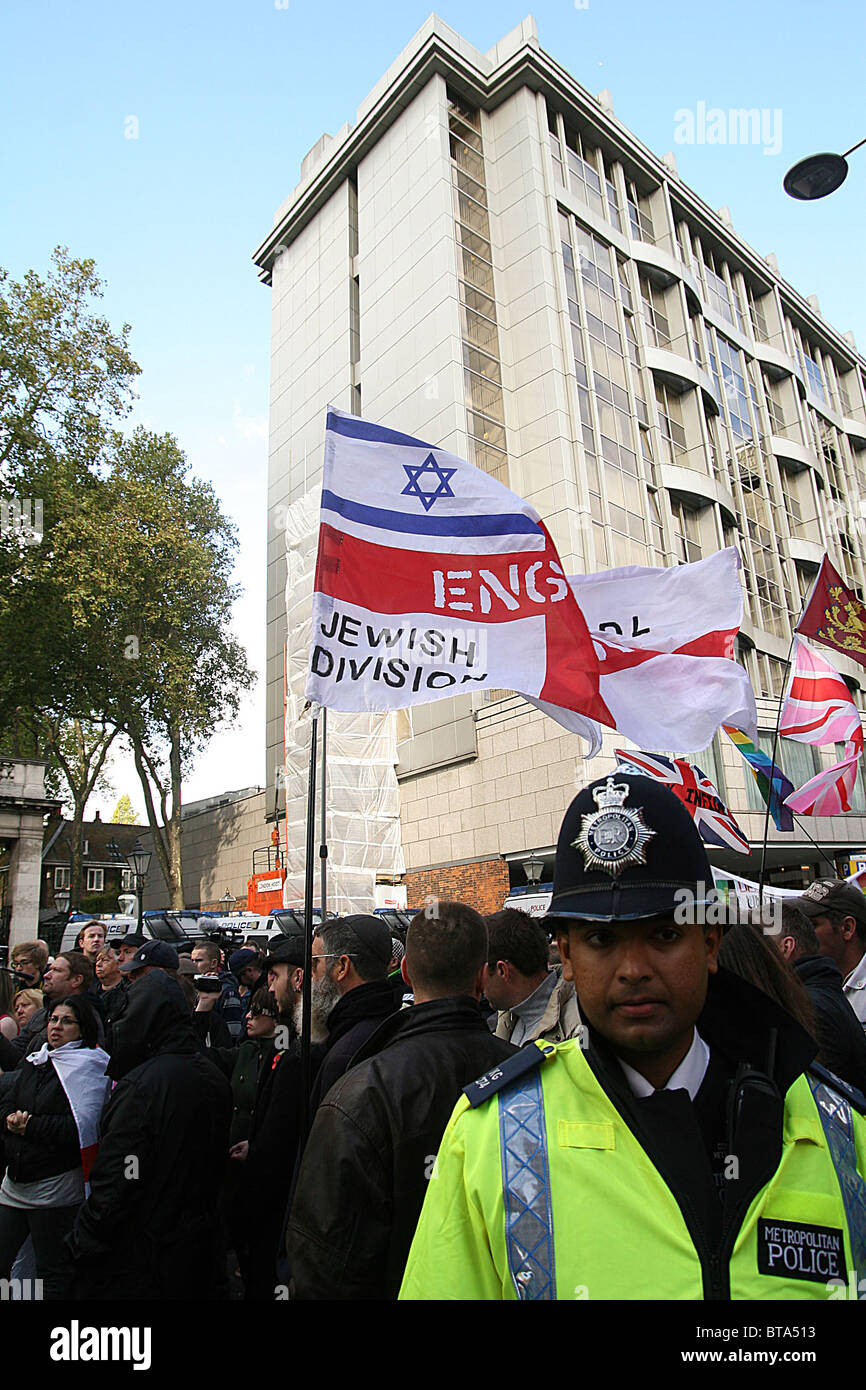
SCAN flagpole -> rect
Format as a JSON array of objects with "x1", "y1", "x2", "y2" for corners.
[
  {"x1": 300, "y1": 703, "x2": 320, "y2": 1145},
  {"x1": 758, "y1": 633, "x2": 798, "y2": 905},
  {"x1": 319, "y1": 707, "x2": 328, "y2": 917},
  {"x1": 756, "y1": 578, "x2": 811, "y2": 900},
  {"x1": 791, "y1": 814, "x2": 844, "y2": 878}
]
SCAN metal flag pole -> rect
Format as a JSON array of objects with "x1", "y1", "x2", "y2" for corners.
[
  {"x1": 300, "y1": 703, "x2": 319, "y2": 1144},
  {"x1": 758, "y1": 634, "x2": 796, "y2": 907},
  {"x1": 319, "y1": 707, "x2": 328, "y2": 917},
  {"x1": 791, "y1": 815, "x2": 844, "y2": 879},
  {"x1": 757, "y1": 567, "x2": 818, "y2": 904}
]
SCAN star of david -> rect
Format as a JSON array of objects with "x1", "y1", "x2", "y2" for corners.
[{"x1": 401, "y1": 452, "x2": 457, "y2": 512}]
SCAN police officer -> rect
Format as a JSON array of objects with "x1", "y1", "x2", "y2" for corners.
[{"x1": 399, "y1": 772, "x2": 866, "y2": 1301}]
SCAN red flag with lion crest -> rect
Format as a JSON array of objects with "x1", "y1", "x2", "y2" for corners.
[{"x1": 796, "y1": 555, "x2": 866, "y2": 671}]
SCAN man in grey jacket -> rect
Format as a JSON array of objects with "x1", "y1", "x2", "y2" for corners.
[{"x1": 483, "y1": 909, "x2": 582, "y2": 1046}]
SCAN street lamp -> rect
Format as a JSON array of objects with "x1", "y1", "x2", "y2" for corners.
[
  {"x1": 522, "y1": 853, "x2": 545, "y2": 885},
  {"x1": 126, "y1": 841, "x2": 152, "y2": 932},
  {"x1": 784, "y1": 137, "x2": 866, "y2": 200},
  {"x1": 221, "y1": 890, "x2": 234, "y2": 913}
]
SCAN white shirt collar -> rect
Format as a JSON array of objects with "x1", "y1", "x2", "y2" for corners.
[
  {"x1": 843, "y1": 949, "x2": 866, "y2": 992},
  {"x1": 618, "y1": 1029, "x2": 710, "y2": 1101}
]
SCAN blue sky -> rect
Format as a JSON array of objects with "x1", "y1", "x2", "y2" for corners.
[{"x1": 2, "y1": 0, "x2": 864, "y2": 816}]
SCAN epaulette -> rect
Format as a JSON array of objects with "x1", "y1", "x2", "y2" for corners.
[
  {"x1": 463, "y1": 1041, "x2": 557, "y2": 1109},
  {"x1": 807, "y1": 1060, "x2": 866, "y2": 1116}
]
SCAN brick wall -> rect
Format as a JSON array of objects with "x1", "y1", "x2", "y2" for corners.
[{"x1": 404, "y1": 857, "x2": 510, "y2": 916}]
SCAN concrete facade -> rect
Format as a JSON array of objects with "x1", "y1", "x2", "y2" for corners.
[
  {"x1": 0, "y1": 760, "x2": 61, "y2": 947},
  {"x1": 141, "y1": 787, "x2": 269, "y2": 912},
  {"x1": 255, "y1": 16, "x2": 866, "y2": 901}
]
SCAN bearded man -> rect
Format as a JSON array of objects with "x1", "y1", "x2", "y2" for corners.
[{"x1": 306, "y1": 916, "x2": 398, "y2": 1111}]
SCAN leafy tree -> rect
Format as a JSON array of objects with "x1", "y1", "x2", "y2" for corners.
[
  {"x1": 0, "y1": 247, "x2": 140, "y2": 725},
  {"x1": 111, "y1": 793, "x2": 137, "y2": 823},
  {"x1": 100, "y1": 428, "x2": 255, "y2": 907},
  {"x1": 0, "y1": 251, "x2": 253, "y2": 912}
]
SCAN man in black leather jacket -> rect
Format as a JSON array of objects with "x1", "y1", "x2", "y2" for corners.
[
  {"x1": 63, "y1": 970, "x2": 232, "y2": 1299},
  {"x1": 286, "y1": 901, "x2": 518, "y2": 1299},
  {"x1": 778, "y1": 902, "x2": 866, "y2": 1092}
]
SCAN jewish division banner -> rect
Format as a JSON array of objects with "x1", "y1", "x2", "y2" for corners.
[{"x1": 306, "y1": 409, "x2": 612, "y2": 724}]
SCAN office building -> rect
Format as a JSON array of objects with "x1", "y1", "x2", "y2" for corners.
[{"x1": 254, "y1": 15, "x2": 866, "y2": 903}]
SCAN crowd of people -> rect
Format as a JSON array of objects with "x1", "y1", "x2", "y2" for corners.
[{"x1": 1, "y1": 771, "x2": 865, "y2": 1301}]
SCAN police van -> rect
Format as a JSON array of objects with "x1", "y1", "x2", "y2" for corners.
[{"x1": 502, "y1": 885, "x2": 553, "y2": 918}]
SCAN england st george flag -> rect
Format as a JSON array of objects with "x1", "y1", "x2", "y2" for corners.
[{"x1": 306, "y1": 409, "x2": 611, "y2": 725}]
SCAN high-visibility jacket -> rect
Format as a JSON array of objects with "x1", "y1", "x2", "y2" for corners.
[{"x1": 399, "y1": 1037, "x2": 866, "y2": 1301}]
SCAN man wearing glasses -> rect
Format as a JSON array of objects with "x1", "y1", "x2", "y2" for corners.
[{"x1": 308, "y1": 916, "x2": 398, "y2": 1111}]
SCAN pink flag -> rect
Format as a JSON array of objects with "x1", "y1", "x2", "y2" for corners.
[
  {"x1": 784, "y1": 737, "x2": 863, "y2": 815},
  {"x1": 779, "y1": 637, "x2": 862, "y2": 746},
  {"x1": 780, "y1": 638, "x2": 864, "y2": 815}
]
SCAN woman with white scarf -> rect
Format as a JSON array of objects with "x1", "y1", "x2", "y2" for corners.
[{"x1": 0, "y1": 993, "x2": 109, "y2": 1298}]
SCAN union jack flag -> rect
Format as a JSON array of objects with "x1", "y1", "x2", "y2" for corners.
[{"x1": 614, "y1": 748, "x2": 750, "y2": 854}]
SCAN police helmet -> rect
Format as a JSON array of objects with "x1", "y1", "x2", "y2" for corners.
[{"x1": 545, "y1": 772, "x2": 715, "y2": 925}]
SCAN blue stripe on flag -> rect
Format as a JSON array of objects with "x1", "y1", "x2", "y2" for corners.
[
  {"x1": 321, "y1": 490, "x2": 541, "y2": 538},
  {"x1": 326, "y1": 411, "x2": 435, "y2": 450}
]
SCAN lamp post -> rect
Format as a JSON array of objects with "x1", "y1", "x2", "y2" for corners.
[
  {"x1": 221, "y1": 890, "x2": 234, "y2": 915},
  {"x1": 784, "y1": 137, "x2": 866, "y2": 200},
  {"x1": 126, "y1": 841, "x2": 152, "y2": 933},
  {"x1": 522, "y1": 852, "x2": 545, "y2": 886}
]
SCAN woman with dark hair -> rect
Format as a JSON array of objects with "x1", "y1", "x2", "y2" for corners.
[
  {"x1": 0, "y1": 971, "x2": 18, "y2": 1040},
  {"x1": 718, "y1": 920, "x2": 816, "y2": 1036},
  {"x1": 0, "y1": 995, "x2": 109, "y2": 1298}
]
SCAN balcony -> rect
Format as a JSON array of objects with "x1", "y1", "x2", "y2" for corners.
[
  {"x1": 751, "y1": 340, "x2": 800, "y2": 382},
  {"x1": 769, "y1": 433, "x2": 824, "y2": 479},
  {"x1": 841, "y1": 416, "x2": 866, "y2": 450},
  {"x1": 786, "y1": 537, "x2": 825, "y2": 568},
  {"x1": 660, "y1": 463, "x2": 738, "y2": 519},
  {"x1": 644, "y1": 345, "x2": 720, "y2": 415},
  {"x1": 628, "y1": 238, "x2": 704, "y2": 313}
]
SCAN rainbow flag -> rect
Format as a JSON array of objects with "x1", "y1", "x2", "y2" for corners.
[{"x1": 723, "y1": 726, "x2": 795, "y2": 831}]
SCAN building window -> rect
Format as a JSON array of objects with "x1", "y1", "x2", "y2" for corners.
[
  {"x1": 778, "y1": 464, "x2": 804, "y2": 538},
  {"x1": 797, "y1": 341, "x2": 827, "y2": 403},
  {"x1": 746, "y1": 286, "x2": 770, "y2": 343},
  {"x1": 702, "y1": 256, "x2": 735, "y2": 327},
  {"x1": 54, "y1": 867, "x2": 71, "y2": 890},
  {"x1": 563, "y1": 125, "x2": 606, "y2": 222},
  {"x1": 86, "y1": 868, "x2": 104, "y2": 893},
  {"x1": 838, "y1": 372, "x2": 853, "y2": 417},
  {"x1": 762, "y1": 375, "x2": 787, "y2": 436},
  {"x1": 625, "y1": 180, "x2": 654, "y2": 243},
  {"x1": 639, "y1": 275, "x2": 671, "y2": 349},
  {"x1": 120, "y1": 868, "x2": 136, "y2": 892},
  {"x1": 670, "y1": 500, "x2": 702, "y2": 564},
  {"x1": 654, "y1": 383, "x2": 688, "y2": 466}
]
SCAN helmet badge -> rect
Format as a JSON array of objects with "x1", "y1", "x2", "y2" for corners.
[{"x1": 573, "y1": 777, "x2": 655, "y2": 878}]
